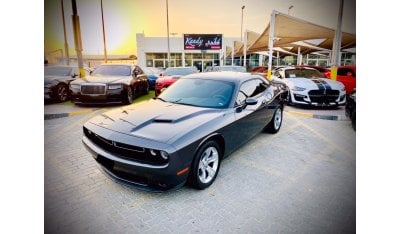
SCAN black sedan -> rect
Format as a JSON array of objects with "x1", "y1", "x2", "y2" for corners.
[
  {"x1": 70, "y1": 64, "x2": 149, "y2": 105},
  {"x1": 345, "y1": 89, "x2": 356, "y2": 131},
  {"x1": 82, "y1": 72, "x2": 288, "y2": 191},
  {"x1": 44, "y1": 65, "x2": 88, "y2": 102}
]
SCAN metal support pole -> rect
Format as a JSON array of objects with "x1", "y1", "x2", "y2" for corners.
[
  {"x1": 277, "y1": 51, "x2": 280, "y2": 66},
  {"x1": 71, "y1": 0, "x2": 85, "y2": 78},
  {"x1": 244, "y1": 31, "x2": 247, "y2": 67},
  {"x1": 182, "y1": 51, "x2": 185, "y2": 67},
  {"x1": 231, "y1": 44, "x2": 234, "y2": 65},
  {"x1": 166, "y1": 0, "x2": 170, "y2": 68},
  {"x1": 297, "y1": 47, "x2": 301, "y2": 65},
  {"x1": 331, "y1": 0, "x2": 344, "y2": 81},
  {"x1": 101, "y1": 0, "x2": 108, "y2": 63},
  {"x1": 267, "y1": 10, "x2": 276, "y2": 80},
  {"x1": 61, "y1": 0, "x2": 70, "y2": 65}
]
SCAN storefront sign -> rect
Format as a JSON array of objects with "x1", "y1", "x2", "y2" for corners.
[{"x1": 184, "y1": 34, "x2": 222, "y2": 50}]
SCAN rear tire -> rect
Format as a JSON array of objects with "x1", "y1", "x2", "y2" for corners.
[
  {"x1": 189, "y1": 140, "x2": 221, "y2": 190},
  {"x1": 265, "y1": 105, "x2": 283, "y2": 133}
]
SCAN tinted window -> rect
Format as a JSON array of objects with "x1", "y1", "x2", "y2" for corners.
[
  {"x1": 159, "y1": 78, "x2": 235, "y2": 108},
  {"x1": 337, "y1": 68, "x2": 355, "y2": 76},
  {"x1": 285, "y1": 69, "x2": 323, "y2": 78},
  {"x1": 92, "y1": 65, "x2": 131, "y2": 76},
  {"x1": 236, "y1": 79, "x2": 268, "y2": 105}
]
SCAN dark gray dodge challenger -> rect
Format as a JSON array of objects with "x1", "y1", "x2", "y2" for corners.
[{"x1": 82, "y1": 72, "x2": 288, "y2": 191}]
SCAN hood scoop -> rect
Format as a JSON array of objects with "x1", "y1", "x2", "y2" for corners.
[{"x1": 153, "y1": 119, "x2": 173, "y2": 123}]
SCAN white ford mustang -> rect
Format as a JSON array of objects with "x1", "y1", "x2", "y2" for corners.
[{"x1": 272, "y1": 66, "x2": 346, "y2": 106}]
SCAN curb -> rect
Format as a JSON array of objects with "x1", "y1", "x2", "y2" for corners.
[
  {"x1": 44, "y1": 109, "x2": 97, "y2": 120},
  {"x1": 284, "y1": 110, "x2": 348, "y2": 121}
]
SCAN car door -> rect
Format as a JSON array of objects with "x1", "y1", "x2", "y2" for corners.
[{"x1": 225, "y1": 79, "x2": 270, "y2": 151}]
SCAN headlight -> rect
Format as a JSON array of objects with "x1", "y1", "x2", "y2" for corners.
[
  {"x1": 160, "y1": 151, "x2": 169, "y2": 160},
  {"x1": 44, "y1": 80, "x2": 57, "y2": 87},
  {"x1": 70, "y1": 83, "x2": 81, "y2": 89},
  {"x1": 148, "y1": 149, "x2": 169, "y2": 161},
  {"x1": 108, "y1": 84, "x2": 122, "y2": 90},
  {"x1": 292, "y1": 86, "x2": 306, "y2": 91}
]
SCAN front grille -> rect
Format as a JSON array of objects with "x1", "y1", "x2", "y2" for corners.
[
  {"x1": 83, "y1": 127, "x2": 168, "y2": 165},
  {"x1": 308, "y1": 89, "x2": 339, "y2": 103},
  {"x1": 308, "y1": 90, "x2": 339, "y2": 96},
  {"x1": 81, "y1": 84, "x2": 106, "y2": 94}
]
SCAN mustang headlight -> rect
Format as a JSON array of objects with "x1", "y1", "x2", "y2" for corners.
[
  {"x1": 108, "y1": 84, "x2": 123, "y2": 90},
  {"x1": 292, "y1": 86, "x2": 306, "y2": 91},
  {"x1": 70, "y1": 83, "x2": 81, "y2": 90}
]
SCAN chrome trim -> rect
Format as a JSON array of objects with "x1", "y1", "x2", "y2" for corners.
[
  {"x1": 81, "y1": 83, "x2": 107, "y2": 95},
  {"x1": 82, "y1": 136, "x2": 169, "y2": 169},
  {"x1": 94, "y1": 133, "x2": 113, "y2": 145},
  {"x1": 113, "y1": 142, "x2": 145, "y2": 153}
]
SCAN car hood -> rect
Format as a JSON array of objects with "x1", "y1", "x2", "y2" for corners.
[
  {"x1": 88, "y1": 99, "x2": 223, "y2": 144},
  {"x1": 44, "y1": 75, "x2": 72, "y2": 85},
  {"x1": 283, "y1": 77, "x2": 344, "y2": 90},
  {"x1": 71, "y1": 75, "x2": 130, "y2": 84}
]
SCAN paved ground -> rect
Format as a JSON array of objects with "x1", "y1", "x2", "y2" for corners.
[{"x1": 44, "y1": 106, "x2": 355, "y2": 233}]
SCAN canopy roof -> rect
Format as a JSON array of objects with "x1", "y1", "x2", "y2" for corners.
[{"x1": 247, "y1": 11, "x2": 356, "y2": 53}]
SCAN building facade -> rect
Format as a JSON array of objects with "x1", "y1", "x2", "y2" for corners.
[{"x1": 136, "y1": 33, "x2": 240, "y2": 72}]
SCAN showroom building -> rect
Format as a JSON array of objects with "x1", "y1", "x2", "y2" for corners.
[{"x1": 136, "y1": 33, "x2": 241, "y2": 71}]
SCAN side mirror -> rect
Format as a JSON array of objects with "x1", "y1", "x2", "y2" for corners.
[
  {"x1": 245, "y1": 98, "x2": 258, "y2": 106},
  {"x1": 71, "y1": 73, "x2": 78, "y2": 78}
]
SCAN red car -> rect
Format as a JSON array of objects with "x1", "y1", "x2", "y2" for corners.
[
  {"x1": 329, "y1": 65, "x2": 356, "y2": 95},
  {"x1": 155, "y1": 67, "x2": 198, "y2": 96}
]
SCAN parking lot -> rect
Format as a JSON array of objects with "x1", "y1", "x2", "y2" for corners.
[{"x1": 44, "y1": 102, "x2": 355, "y2": 233}]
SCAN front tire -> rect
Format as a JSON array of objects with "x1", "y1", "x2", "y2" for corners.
[
  {"x1": 55, "y1": 84, "x2": 68, "y2": 102},
  {"x1": 189, "y1": 141, "x2": 221, "y2": 190},
  {"x1": 265, "y1": 105, "x2": 283, "y2": 133},
  {"x1": 124, "y1": 87, "x2": 133, "y2": 105}
]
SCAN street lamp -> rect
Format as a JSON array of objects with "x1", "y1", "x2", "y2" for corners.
[
  {"x1": 166, "y1": 0, "x2": 170, "y2": 68},
  {"x1": 288, "y1": 5, "x2": 294, "y2": 15},
  {"x1": 240, "y1": 5, "x2": 245, "y2": 42}
]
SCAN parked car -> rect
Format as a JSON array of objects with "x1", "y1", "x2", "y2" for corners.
[
  {"x1": 296, "y1": 65, "x2": 330, "y2": 78},
  {"x1": 44, "y1": 65, "x2": 89, "y2": 102},
  {"x1": 211, "y1": 66, "x2": 246, "y2": 72},
  {"x1": 155, "y1": 67, "x2": 198, "y2": 96},
  {"x1": 273, "y1": 66, "x2": 346, "y2": 106},
  {"x1": 142, "y1": 67, "x2": 161, "y2": 90},
  {"x1": 70, "y1": 64, "x2": 149, "y2": 105},
  {"x1": 82, "y1": 72, "x2": 288, "y2": 191},
  {"x1": 345, "y1": 88, "x2": 356, "y2": 130},
  {"x1": 328, "y1": 65, "x2": 356, "y2": 95}
]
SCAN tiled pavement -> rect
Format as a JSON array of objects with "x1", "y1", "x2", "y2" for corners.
[{"x1": 44, "y1": 109, "x2": 356, "y2": 233}]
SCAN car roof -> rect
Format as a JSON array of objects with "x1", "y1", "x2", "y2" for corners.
[{"x1": 182, "y1": 71, "x2": 263, "y2": 84}]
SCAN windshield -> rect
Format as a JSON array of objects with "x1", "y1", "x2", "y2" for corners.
[
  {"x1": 44, "y1": 67, "x2": 72, "y2": 76},
  {"x1": 164, "y1": 68, "x2": 196, "y2": 76},
  {"x1": 218, "y1": 66, "x2": 246, "y2": 72},
  {"x1": 285, "y1": 69, "x2": 323, "y2": 78},
  {"x1": 159, "y1": 78, "x2": 235, "y2": 108},
  {"x1": 92, "y1": 65, "x2": 131, "y2": 76}
]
